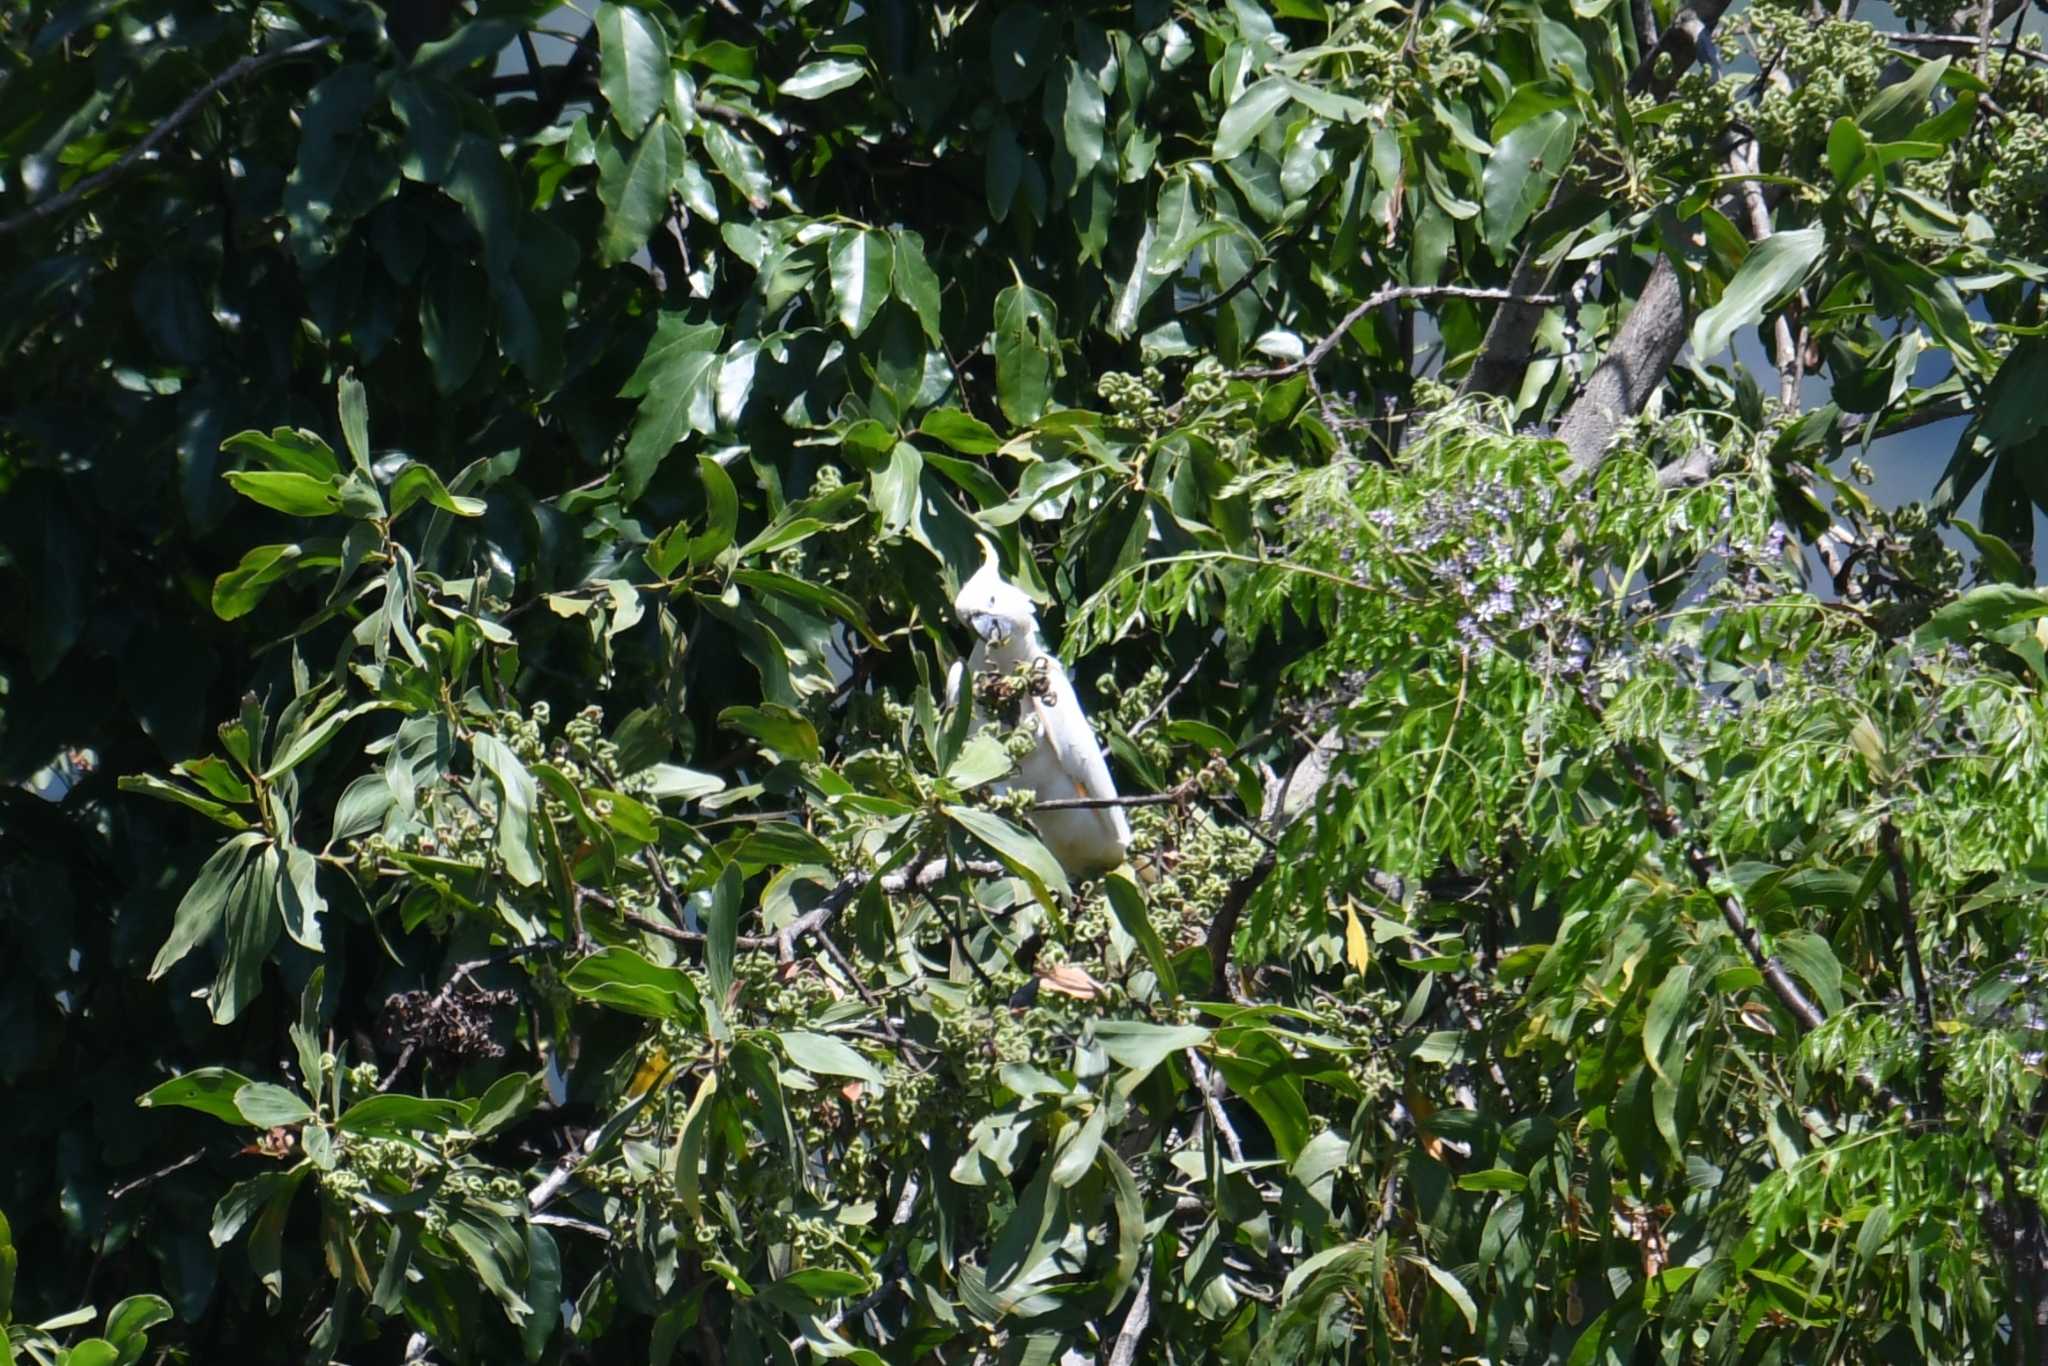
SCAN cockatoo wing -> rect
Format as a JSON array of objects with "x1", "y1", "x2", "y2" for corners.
[{"x1": 1016, "y1": 651, "x2": 1131, "y2": 876}]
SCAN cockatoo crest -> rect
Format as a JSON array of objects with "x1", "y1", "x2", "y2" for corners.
[{"x1": 953, "y1": 538, "x2": 1041, "y2": 654}]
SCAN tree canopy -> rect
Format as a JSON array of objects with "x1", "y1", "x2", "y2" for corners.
[{"x1": 9, "y1": 0, "x2": 2048, "y2": 1361}]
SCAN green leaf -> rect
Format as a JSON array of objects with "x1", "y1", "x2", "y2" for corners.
[
  {"x1": 1417, "y1": 1258, "x2": 1479, "y2": 1333},
  {"x1": 1049, "y1": 1101, "x2": 1108, "y2": 1187},
  {"x1": 521, "y1": 1223, "x2": 561, "y2": 1360},
  {"x1": 1953, "y1": 518, "x2": 2029, "y2": 585},
  {"x1": 1104, "y1": 871, "x2": 1179, "y2": 997},
  {"x1": 874, "y1": 442, "x2": 923, "y2": 534},
  {"x1": 620, "y1": 314, "x2": 724, "y2": 499},
  {"x1": 598, "y1": 117, "x2": 676, "y2": 266},
  {"x1": 389, "y1": 462, "x2": 487, "y2": 518},
  {"x1": 1480, "y1": 109, "x2": 1577, "y2": 250},
  {"x1": 211, "y1": 842, "x2": 280, "y2": 1024},
  {"x1": 1860, "y1": 56, "x2": 1949, "y2": 142},
  {"x1": 220, "y1": 427, "x2": 341, "y2": 479},
  {"x1": 66, "y1": 1339, "x2": 120, "y2": 1366},
  {"x1": 1690, "y1": 226, "x2": 1827, "y2": 361},
  {"x1": 993, "y1": 280, "x2": 1060, "y2": 425},
  {"x1": 705, "y1": 861, "x2": 741, "y2": 1013},
  {"x1": 149, "y1": 832, "x2": 265, "y2": 978},
  {"x1": 137, "y1": 1067, "x2": 260, "y2": 1125},
  {"x1": 565, "y1": 947, "x2": 705, "y2": 1022},
  {"x1": 212, "y1": 543, "x2": 306, "y2": 621},
  {"x1": 700, "y1": 121, "x2": 772, "y2": 209},
  {"x1": 446, "y1": 1206, "x2": 532, "y2": 1324},
  {"x1": 234, "y1": 1082, "x2": 313, "y2": 1128},
  {"x1": 470, "y1": 733, "x2": 544, "y2": 886},
  {"x1": 1086, "y1": 1020, "x2": 1209, "y2": 1076},
  {"x1": 597, "y1": 2, "x2": 669, "y2": 136},
  {"x1": 1976, "y1": 337, "x2": 2048, "y2": 449},
  {"x1": 776, "y1": 1031, "x2": 886, "y2": 1087},
  {"x1": 944, "y1": 804, "x2": 1071, "y2": 905},
  {"x1": 690, "y1": 454, "x2": 740, "y2": 566},
  {"x1": 336, "y1": 371, "x2": 371, "y2": 476},
  {"x1": 920, "y1": 406, "x2": 1002, "y2": 453},
  {"x1": 1913, "y1": 583, "x2": 2048, "y2": 648},
  {"x1": 718, "y1": 704, "x2": 821, "y2": 762},
  {"x1": 829, "y1": 228, "x2": 893, "y2": 338},
  {"x1": 891, "y1": 229, "x2": 944, "y2": 346},
  {"x1": 335, "y1": 1094, "x2": 471, "y2": 1136},
  {"x1": 781, "y1": 58, "x2": 865, "y2": 100},
  {"x1": 1643, "y1": 964, "x2": 1693, "y2": 1081},
  {"x1": 989, "y1": 6, "x2": 1056, "y2": 102},
  {"x1": 223, "y1": 470, "x2": 343, "y2": 518},
  {"x1": 1774, "y1": 932, "x2": 1843, "y2": 1016},
  {"x1": 117, "y1": 773, "x2": 254, "y2": 829},
  {"x1": 1057, "y1": 57, "x2": 1107, "y2": 181},
  {"x1": 1215, "y1": 77, "x2": 1293, "y2": 161},
  {"x1": 104, "y1": 1293, "x2": 173, "y2": 1358}
]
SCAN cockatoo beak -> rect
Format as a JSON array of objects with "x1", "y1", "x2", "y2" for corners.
[{"x1": 969, "y1": 613, "x2": 1011, "y2": 644}]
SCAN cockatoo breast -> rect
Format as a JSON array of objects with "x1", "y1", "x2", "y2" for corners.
[{"x1": 952, "y1": 545, "x2": 1132, "y2": 878}]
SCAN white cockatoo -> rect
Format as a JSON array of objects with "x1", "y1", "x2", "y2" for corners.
[{"x1": 950, "y1": 541, "x2": 1132, "y2": 878}]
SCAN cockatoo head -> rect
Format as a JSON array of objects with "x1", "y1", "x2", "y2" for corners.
[{"x1": 953, "y1": 538, "x2": 1039, "y2": 646}]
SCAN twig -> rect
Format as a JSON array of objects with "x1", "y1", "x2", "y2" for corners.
[
  {"x1": 1206, "y1": 846, "x2": 1277, "y2": 998},
  {"x1": 530, "y1": 1211, "x2": 611, "y2": 1239},
  {"x1": 1606, "y1": 729, "x2": 1827, "y2": 1031},
  {"x1": 1872, "y1": 29, "x2": 2048, "y2": 65},
  {"x1": 618, "y1": 859, "x2": 1008, "y2": 956},
  {"x1": 1171, "y1": 259, "x2": 1272, "y2": 320},
  {"x1": 0, "y1": 37, "x2": 331, "y2": 241},
  {"x1": 1130, "y1": 635, "x2": 1221, "y2": 738},
  {"x1": 1237, "y1": 285, "x2": 1564, "y2": 384},
  {"x1": 1880, "y1": 817, "x2": 1942, "y2": 1107},
  {"x1": 917, "y1": 882, "x2": 1002, "y2": 993},
  {"x1": 1185, "y1": 1048, "x2": 1246, "y2": 1165},
  {"x1": 1106, "y1": 1261, "x2": 1155, "y2": 1366},
  {"x1": 108, "y1": 1147, "x2": 207, "y2": 1201}
]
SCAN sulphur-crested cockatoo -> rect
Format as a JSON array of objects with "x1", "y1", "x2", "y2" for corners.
[{"x1": 950, "y1": 542, "x2": 1131, "y2": 878}]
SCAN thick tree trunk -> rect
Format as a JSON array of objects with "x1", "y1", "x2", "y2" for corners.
[{"x1": 1554, "y1": 255, "x2": 1688, "y2": 473}]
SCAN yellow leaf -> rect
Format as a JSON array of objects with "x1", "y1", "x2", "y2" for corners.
[
  {"x1": 626, "y1": 1044, "x2": 672, "y2": 1100},
  {"x1": 1343, "y1": 899, "x2": 1372, "y2": 973}
]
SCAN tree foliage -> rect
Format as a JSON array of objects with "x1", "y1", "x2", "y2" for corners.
[{"x1": 9, "y1": 0, "x2": 2048, "y2": 1361}]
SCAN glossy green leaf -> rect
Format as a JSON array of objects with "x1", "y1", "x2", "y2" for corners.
[
  {"x1": 829, "y1": 228, "x2": 893, "y2": 338},
  {"x1": 596, "y1": 2, "x2": 669, "y2": 136},
  {"x1": 944, "y1": 804, "x2": 1070, "y2": 905},
  {"x1": 993, "y1": 280, "x2": 1060, "y2": 425},
  {"x1": 223, "y1": 470, "x2": 343, "y2": 518},
  {"x1": 137, "y1": 1067, "x2": 260, "y2": 1125},
  {"x1": 776, "y1": 1031, "x2": 886, "y2": 1087},
  {"x1": 1690, "y1": 226, "x2": 1826, "y2": 361},
  {"x1": 1480, "y1": 109, "x2": 1576, "y2": 250},
  {"x1": 233, "y1": 1082, "x2": 313, "y2": 1128},
  {"x1": 781, "y1": 59, "x2": 865, "y2": 100}
]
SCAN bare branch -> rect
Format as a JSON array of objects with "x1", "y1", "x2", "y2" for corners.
[
  {"x1": 1240, "y1": 284, "x2": 1562, "y2": 385},
  {"x1": 1106, "y1": 1261, "x2": 1155, "y2": 1366},
  {"x1": 1881, "y1": 817, "x2": 1942, "y2": 1108},
  {"x1": 1873, "y1": 28, "x2": 2048, "y2": 65},
  {"x1": 0, "y1": 37, "x2": 331, "y2": 242}
]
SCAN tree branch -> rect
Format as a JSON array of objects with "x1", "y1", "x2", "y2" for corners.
[
  {"x1": 1874, "y1": 28, "x2": 2048, "y2": 65},
  {"x1": 1463, "y1": 0, "x2": 1733, "y2": 404},
  {"x1": 1554, "y1": 254, "x2": 1690, "y2": 473},
  {"x1": 1239, "y1": 285, "x2": 1562, "y2": 386},
  {"x1": 1881, "y1": 817, "x2": 1942, "y2": 1108},
  {"x1": 0, "y1": 36, "x2": 331, "y2": 242}
]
